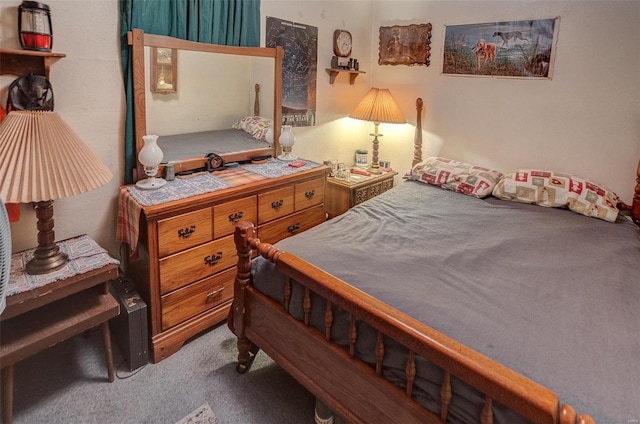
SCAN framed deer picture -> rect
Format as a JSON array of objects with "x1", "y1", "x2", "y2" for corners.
[{"x1": 442, "y1": 17, "x2": 560, "y2": 79}]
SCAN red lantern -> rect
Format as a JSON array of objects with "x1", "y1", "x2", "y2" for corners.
[{"x1": 18, "y1": 1, "x2": 53, "y2": 52}]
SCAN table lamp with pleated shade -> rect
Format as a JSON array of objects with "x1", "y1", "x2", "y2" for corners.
[
  {"x1": 0, "y1": 110, "x2": 112, "y2": 274},
  {"x1": 349, "y1": 88, "x2": 406, "y2": 174}
]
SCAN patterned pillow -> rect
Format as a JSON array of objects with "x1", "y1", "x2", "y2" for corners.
[
  {"x1": 231, "y1": 116, "x2": 272, "y2": 141},
  {"x1": 405, "y1": 157, "x2": 503, "y2": 198},
  {"x1": 492, "y1": 170, "x2": 619, "y2": 222}
]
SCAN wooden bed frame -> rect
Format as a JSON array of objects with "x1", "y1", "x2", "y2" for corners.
[{"x1": 232, "y1": 99, "x2": 640, "y2": 424}]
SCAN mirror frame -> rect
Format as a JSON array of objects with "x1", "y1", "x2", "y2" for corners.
[{"x1": 127, "y1": 29, "x2": 283, "y2": 181}]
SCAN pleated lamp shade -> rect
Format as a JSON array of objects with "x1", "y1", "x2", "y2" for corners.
[
  {"x1": 0, "y1": 110, "x2": 112, "y2": 274},
  {"x1": 0, "y1": 110, "x2": 112, "y2": 203},
  {"x1": 349, "y1": 88, "x2": 406, "y2": 125},
  {"x1": 349, "y1": 88, "x2": 406, "y2": 175}
]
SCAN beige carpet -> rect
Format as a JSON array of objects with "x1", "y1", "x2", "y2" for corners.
[{"x1": 175, "y1": 403, "x2": 219, "y2": 424}]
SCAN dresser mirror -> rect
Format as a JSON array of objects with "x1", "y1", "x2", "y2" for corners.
[{"x1": 129, "y1": 29, "x2": 283, "y2": 180}]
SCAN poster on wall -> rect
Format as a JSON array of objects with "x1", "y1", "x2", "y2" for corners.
[
  {"x1": 442, "y1": 17, "x2": 559, "y2": 79},
  {"x1": 266, "y1": 16, "x2": 318, "y2": 127}
]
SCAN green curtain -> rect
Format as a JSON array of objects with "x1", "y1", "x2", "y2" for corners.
[{"x1": 119, "y1": 0, "x2": 260, "y2": 184}]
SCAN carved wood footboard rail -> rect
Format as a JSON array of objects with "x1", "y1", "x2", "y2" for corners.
[{"x1": 232, "y1": 221, "x2": 595, "y2": 424}]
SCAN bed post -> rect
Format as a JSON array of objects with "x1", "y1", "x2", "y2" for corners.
[
  {"x1": 632, "y1": 158, "x2": 640, "y2": 224},
  {"x1": 413, "y1": 98, "x2": 424, "y2": 167},
  {"x1": 233, "y1": 221, "x2": 257, "y2": 373},
  {"x1": 254, "y1": 84, "x2": 260, "y2": 116}
]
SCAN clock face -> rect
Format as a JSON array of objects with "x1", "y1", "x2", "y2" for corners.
[
  {"x1": 156, "y1": 47, "x2": 173, "y2": 65},
  {"x1": 333, "y1": 29, "x2": 352, "y2": 57}
]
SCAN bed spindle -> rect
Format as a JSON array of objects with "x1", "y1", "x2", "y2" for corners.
[
  {"x1": 349, "y1": 316, "x2": 357, "y2": 358},
  {"x1": 406, "y1": 350, "x2": 416, "y2": 398},
  {"x1": 481, "y1": 397, "x2": 493, "y2": 424},
  {"x1": 440, "y1": 371, "x2": 452, "y2": 422},
  {"x1": 375, "y1": 332, "x2": 384, "y2": 376},
  {"x1": 324, "y1": 302, "x2": 333, "y2": 340},
  {"x1": 283, "y1": 277, "x2": 291, "y2": 313},
  {"x1": 558, "y1": 404, "x2": 596, "y2": 424},
  {"x1": 303, "y1": 287, "x2": 311, "y2": 326}
]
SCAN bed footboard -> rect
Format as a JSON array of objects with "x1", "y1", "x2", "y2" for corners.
[{"x1": 232, "y1": 221, "x2": 595, "y2": 424}]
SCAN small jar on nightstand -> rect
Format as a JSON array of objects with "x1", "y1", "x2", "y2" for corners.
[{"x1": 325, "y1": 170, "x2": 398, "y2": 218}]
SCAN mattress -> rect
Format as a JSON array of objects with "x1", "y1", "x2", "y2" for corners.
[
  {"x1": 251, "y1": 180, "x2": 640, "y2": 423},
  {"x1": 158, "y1": 129, "x2": 270, "y2": 162}
]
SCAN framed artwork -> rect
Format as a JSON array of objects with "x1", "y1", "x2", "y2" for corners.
[
  {"x1": 266, "y1": 16, "x2": 318, "y2": 127},
  {"x1": 442, "y1": 17, "x2": 560, "y2": 79},
  {"x1": 150, "y1": 47, "x2": 177, "y2": 93},
  {"x1": 378, "y1": 23, "x2": 432, "y2": 66}
]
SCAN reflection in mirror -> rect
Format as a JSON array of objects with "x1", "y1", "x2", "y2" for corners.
[
  {"x1": 145, "y1": 48, "x2": 275, "y2": 162},
  {"x1": 150, "y1": 47, "x2": 177, "y2": 93},
  {"x1": 128, "y1": 29, "x2": 283, "y2": 180}
]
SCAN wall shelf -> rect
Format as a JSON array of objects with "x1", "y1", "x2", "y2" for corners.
[
  {"x1": 0, "y1": 48, "x2": 66, "y2": 79},
  {"x1": 325, "y1": 68, "x2": 366, "y2": 85}
]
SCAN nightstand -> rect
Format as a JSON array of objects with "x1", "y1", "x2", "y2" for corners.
[{"x1": 325, "y1": 170, "x2": 398, "y2": 218}]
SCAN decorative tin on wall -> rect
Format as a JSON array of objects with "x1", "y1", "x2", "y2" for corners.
[
  {"x1": 378, "y1": 23, "x2": 432, "y2": 66},
  {"x1": 442, "y1": 17, "x2": 560, "y2": 79}
]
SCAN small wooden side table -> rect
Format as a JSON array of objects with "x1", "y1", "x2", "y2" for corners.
[
  {"x1": 325, "y1": 170, "x2": 398, "y2": 218},
  {"x1": 0, "y1": 238, "x2": 120, "y2": 424}
]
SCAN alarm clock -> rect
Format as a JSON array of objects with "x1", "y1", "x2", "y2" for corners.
[{"x1": 333, "y1": 29, "x2": 352, "y2": 57}]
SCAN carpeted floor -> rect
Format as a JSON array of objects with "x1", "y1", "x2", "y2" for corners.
[{"x1": 8, "y1": 322, "x2": 319, "y2": 423}]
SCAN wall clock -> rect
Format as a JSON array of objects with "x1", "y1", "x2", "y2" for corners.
[{"x1": 333, "y1": 29, "x2": 352, "y2": 57}]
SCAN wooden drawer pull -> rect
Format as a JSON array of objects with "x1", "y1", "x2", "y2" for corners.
[
  {"x1": 204, "y1": 252, "x2": 223, "y2": 266},
  {"x1": 178, "y1": 225, "x2": 196, "y2": 238},
  {"x1": 271, "y1": 199, "x2": 284, "y2": 210},
  {"x1": 305, "y1": 189, "x2": 315, "y2": 199},
  {"x1": 228, "y1": 211, "x2": 244, "y2": 223},
  {"x1": 206, "y1": 286, "x2": 225, "y2": 303},
  {"x1": 287, "y1": 223, "x2": 301, "y2": 234}
]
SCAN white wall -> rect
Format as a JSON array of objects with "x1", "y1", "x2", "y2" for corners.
[
  {"x1": 0, "y1": 0, "x2": 124, "y2": 256},
  {"x1": 2, "y1": 0, "x2": 638, "y2": 258},
  {"x1": 369, "y1": 1, "x2": 640, "y2": 203},
  {"x1": 260, "y1": 0, "x2": 377, "y2": 166}
]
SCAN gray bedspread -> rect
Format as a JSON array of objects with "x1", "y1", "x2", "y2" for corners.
[
  {"x1": 252, "y1": 180, "x2": 640, "y2": 423},
  {"x1": 158, "y1": 129, "x2": 270, "y2": 162}
]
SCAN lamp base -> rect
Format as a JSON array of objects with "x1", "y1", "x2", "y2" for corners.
[
  {"x1": 277, "y1": 152, "x2": 298, "y2": 161},
  {"x1": 26, "y1": 200, "x2": 69, "y2": 275},
  {"x1": 368, "y1": 165, "x2": 383, "y2": 175},
  {"x1": 26, "y1": 248, "x2": 68, "y2": 274},
  {"x1": 136, "y1": 177, "x2": 167, "y2": 190}
]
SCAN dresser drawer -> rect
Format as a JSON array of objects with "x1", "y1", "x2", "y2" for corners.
[
  {"x1": 157, "y1": 208, "x2": 213, "y2": 257},
  {"x1": 258, "y1": 186, "x2": 295, "y2": 224},
  {"x1": 213, "y1": 196, "x2": 257, "y2": 239},
  {"x1": 159, "y1": 235, "x2": 237, "y2": 295},
  {"x1": 161, "y1": 268, "x2": 235, "y2": 330},
  {"x1": 295, "y1": 177, "x2": 324, "y2": 211},
  {"x1": 353, "y1": 177, "x2": 394, "y2": 206},
  {"x1": 258, "y1": 204, "x2": 326, "y2": 244}
]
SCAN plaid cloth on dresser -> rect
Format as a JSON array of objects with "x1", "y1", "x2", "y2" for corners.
[
  {"x1": 214, "y1": 168, "x2": 267, "y2": 186},
  {"x1": 116, "y1": 188, "x2": 142, "y2": 256},
  {"x1": 115, "y1": 160, "x2": 321, "y2": 257}
]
